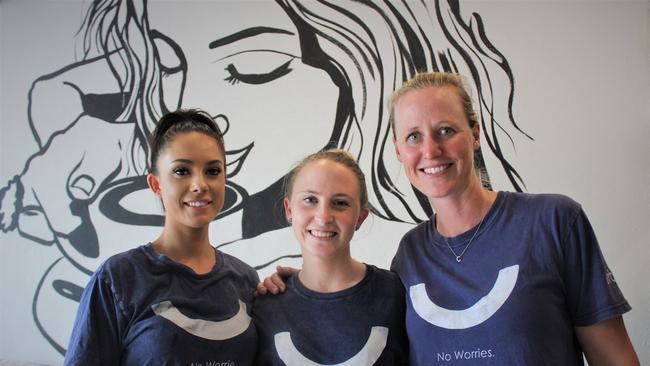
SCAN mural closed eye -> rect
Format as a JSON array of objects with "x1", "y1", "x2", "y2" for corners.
[
  {"x1": 410, "y1": 265, "x2": 519, "y2": 330},
  {"x1": 151, "y1": 300, "x2": 251, "y2": 340},
  {"x1": 274, "y1": 326, "x2": 388, "y2": 366}
]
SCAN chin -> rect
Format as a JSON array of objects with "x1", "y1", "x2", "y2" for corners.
[
  {"x1": 185, "y1": 218, "x2": 215, "y2": 229},
  {"x1": 421, "y1": 186, "x2": 459, "y2": 201}
]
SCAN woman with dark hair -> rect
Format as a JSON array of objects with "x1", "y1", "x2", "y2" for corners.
[{"x1": 64, "y1": 110, "x2": 259, "y2": 365}]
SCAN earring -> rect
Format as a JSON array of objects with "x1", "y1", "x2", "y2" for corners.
[{"x1": 287, "y1": 217, "x2": 292, "y2": 224}]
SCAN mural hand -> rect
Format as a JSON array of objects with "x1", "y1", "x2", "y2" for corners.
[{"x1": 0, "y1": 175, "x2": 24, "y2": 232}]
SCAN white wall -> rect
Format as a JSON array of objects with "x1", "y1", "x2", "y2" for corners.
[
  {"x1": 1, "y1": 0, "x2": 648, "y2": 364},
  {"x1": 469, "y1": 1, "x2": 650, "y2": 361}
]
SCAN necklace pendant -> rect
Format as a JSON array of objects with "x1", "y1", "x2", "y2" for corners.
[{"x1": 456, "y1": 256, "x2": 462, "y2": 263}]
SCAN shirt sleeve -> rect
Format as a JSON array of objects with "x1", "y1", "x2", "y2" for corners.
[
  {"x1": 561, "y1": 205, "x2": 631, "y2": 327},
  {"x1": 64, "y1": 268, "x2": 126, "y2": 365}
]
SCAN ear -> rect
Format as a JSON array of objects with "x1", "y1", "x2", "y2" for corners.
[
  {"x1": 283, "y1": 197, "x2": 292, "y2": 224},
  {"x1": 147, "y1": 174, "x2": 162, "y2": 197},
  {"x1": 393, "y1": 138, "x2": 404, "y2": 163},
  {"x1": 355, "y1": 208, "x2": 370, "y2": 231},
  {"x1": 472, "y1": 123, "x2": 481, "y2": 150}
]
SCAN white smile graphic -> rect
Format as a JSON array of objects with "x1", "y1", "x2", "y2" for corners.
[
  {"x1": 275, "y1": 326, "x2": 388, "y2": 366},
  {"x1": 410, "y1": 265, "x2": 519, "y2": 329},
  {"x1": 151, "y1": 299, "x2": 251, "y2": 340}
]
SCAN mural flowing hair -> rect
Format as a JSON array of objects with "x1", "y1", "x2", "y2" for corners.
[
  {"x1": 76, "y1": 0, "x2": 184, "y2": 175},
  {"x1": 71, "y1": 0, "x2": 531, "y2": 224},
  {"x1": 279, "y1": 0, "x2": 532, "y2": 223}
]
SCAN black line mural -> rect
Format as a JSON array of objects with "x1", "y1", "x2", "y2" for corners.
[{"x1": 0, "y1": 0, "x2": 532, "y2": 356}]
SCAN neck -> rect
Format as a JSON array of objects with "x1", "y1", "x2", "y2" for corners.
[
  {"x1": 152, "y1": 225, "x2": 215, "y2": 274},
  {"x1": 430, "y1": 180, "x2": 497, "y2": 237},
  {"x1": 299, "y1": 254, "x2": 366, "y2": 293}
]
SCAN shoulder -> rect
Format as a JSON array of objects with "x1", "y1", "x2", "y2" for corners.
[
  {"x1": 500, "y1": 191, "x2": 582, "y2": 217},
  {"x1": 218, "y1": 251, "x2": 260, "y2": 284},
  {"x1": 367, "y1": 265, "x2": 401, "y2": 285},
  {"x1": 398, "y1": 217, "x2": 432, "y2": 245},
  {"x1": 252, "y1": 273, "x2": 298, "y2": 312},
  {"x1": 366, "y1": 265, "x2": 405, "y2": 295},
  {"x1": 95, "y1": 244, "x2": 149, "y2": 281},
  {"x1": 393, "y1": 218, "x2": 432, "y2": 266},
  {"x1": 502, "y1": 191, "x2": 579, "y2": 207}
]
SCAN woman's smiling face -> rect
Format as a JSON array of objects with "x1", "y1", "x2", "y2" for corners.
[
  {"x1": 149, "y1": 2, "x2": 340, "y2": 196},
  {"x1": 393, "y1": 86, "x2": 480, "y2": 202},
  {"x1": 148, "y1": 131, "x2": 226, "y2": 231},
  {"x1": 284, "y1": 159, "x2": 369, "y2": 260}
]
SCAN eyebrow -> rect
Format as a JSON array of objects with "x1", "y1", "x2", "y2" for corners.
[
  {"x1": 300, "y1": 190, "x2": 354, "y2": 199},
  {"x1": 171, "y1": 159, "x2": 223, "y2": 166},
  {"x1": 209, "y1": 26, "x2": 294, "y2": 49}
]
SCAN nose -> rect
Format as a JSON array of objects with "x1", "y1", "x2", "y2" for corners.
[
  {"x1": 422, "y1": 136, "x2": 442, "y2": 159},
  {"x1": 191, "y1": 173, "x2": 208, "y2": 193},
  {"x1": 314, "y1": 204, "x2": 334, "y2": 224}
]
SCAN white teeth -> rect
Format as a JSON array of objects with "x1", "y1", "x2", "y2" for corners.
[
  {"x1": 187, "y1": 201, "x2": 209, "y2": 207},
  {"x1": 309, "y1": 230, "x2": 336, "y2": 238},
  {"x1": 423, "y1": 165, "x2": 448, "y2": 174}
]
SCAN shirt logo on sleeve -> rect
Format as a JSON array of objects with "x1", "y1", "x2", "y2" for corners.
[
  {"x1": 151, "y1": 299, "x2": 251, "y2": 340},
  {"x1": 274, "y1": 326, "x2": 388, "y2": 365},
  {"x1": 409, "y1": 265, "x2": 519, "y2": 329}
]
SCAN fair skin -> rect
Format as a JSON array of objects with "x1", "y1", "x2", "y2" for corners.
[
  {"x1": 392, "y1": 85, "x2": 496, "y2": 236},
  {"x1": 146, "y1": 131, "x2": 226, "y2": 275},
  {"x1": 259, "y1": 84, "x2": 639, "y2": 364},
  {"x1": 283, "y1": 159, "x2": 369, "y2": 293},
  {"x1": 392, "y1": 85, "x2": 639, "y2": 365}
]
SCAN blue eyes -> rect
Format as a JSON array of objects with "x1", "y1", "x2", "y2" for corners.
[
  {"x1": 439, "y1": 127, "x2": 456, "y2": 137},
  {"x1": 406, "y1": 132, "x2": 420, "y2": 143},
  {"x1": 404, "y1": 127, "x2": 457, "y2": 144},
  {"x1": 302, "y1": 196, "x2": 351, "y2": 209}
]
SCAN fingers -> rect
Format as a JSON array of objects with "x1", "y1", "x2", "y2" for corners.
[
  {"x1": 270, "y1": 265, "x2": 299, "y2": 293},
  {"x1": 276, "y1": 265, "x2": 299, "y2": 278},
  {"x1": 265, "y1": 273, "x2": 285, "y2": 295},
  {"x1": 256, "y1": 282, "x2": 268, "y2": 296},
  {"x1": 254, "y1": 276, "x2": 281, "y2": 296},
  {"x1": 0, "y1": 176, "x2": 23, "y2": 232},
  {"x1": 254, "y1": 265, "x2": 301, "y2": 296}
]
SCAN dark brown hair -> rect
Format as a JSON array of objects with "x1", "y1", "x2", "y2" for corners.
[{"x1": 148, "y1": 109, "x2": 225, "y2": 174}]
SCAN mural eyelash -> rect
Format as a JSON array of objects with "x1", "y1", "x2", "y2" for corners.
[
  {"x1": 223, "y1": 59, "x2": 294, "y2": 86},
  {"x1": 225, "y1": 74, "x2": 241, "y2": 85}
]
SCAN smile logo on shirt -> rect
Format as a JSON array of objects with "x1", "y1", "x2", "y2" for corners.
[
  {"x1": 274, "y1": 326, "x2": 388, "y2": 365},
  {"x1": 410, "y1": 265, "x2": 519, "y2": 329},
  {"x1": 151, "y1": 299, "x2": 251, "y2": 340}
]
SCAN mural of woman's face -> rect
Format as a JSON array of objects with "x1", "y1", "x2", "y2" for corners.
[{"x1": 149, "y1": 2, "x2": 340, "y2": 196}]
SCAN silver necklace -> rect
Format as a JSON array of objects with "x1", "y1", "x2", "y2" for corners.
[{"x1": 443, "y1": 215, "x2": 485, "y2": 263}]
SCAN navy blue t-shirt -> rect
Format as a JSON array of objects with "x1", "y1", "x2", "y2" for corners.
[
  {"x1": 253, "y1": 264, "x2": 409, "y2": 365},
  {"x1": 391, "y1": 192, "x2": 630, "y2": 365},
  {"x1": 64, "y1": 244, "x2": 259, "y2": 366}
]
